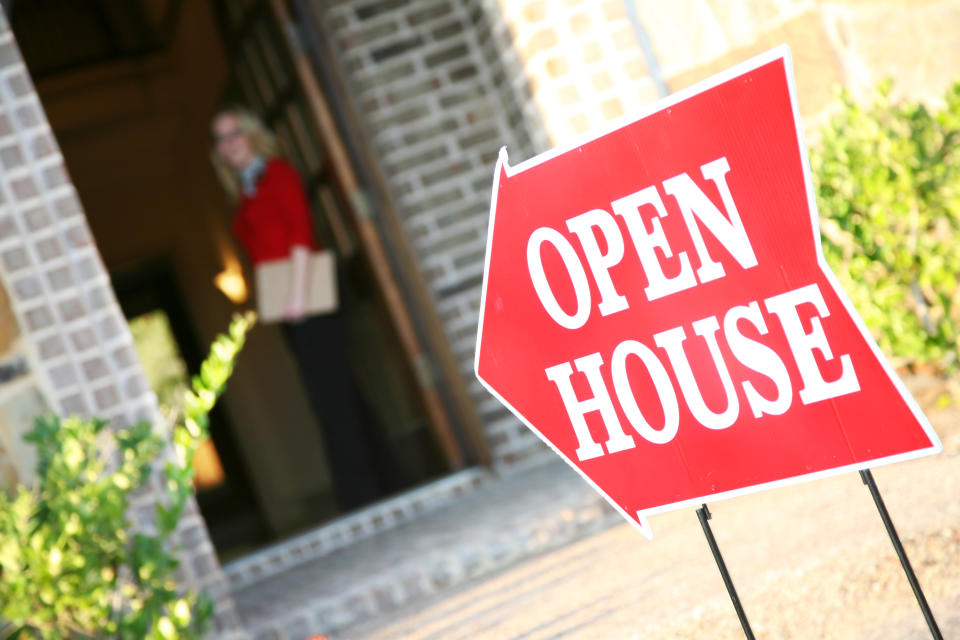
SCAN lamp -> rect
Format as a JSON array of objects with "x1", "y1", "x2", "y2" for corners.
[{"x1": 214, "y1": 266, "x2": 248, "y2": 304}]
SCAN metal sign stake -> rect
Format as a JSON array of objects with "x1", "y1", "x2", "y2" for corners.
[
  {"x1": 696, "y1": 504, "x2": 756, "y2": 639},
  {"x1": 859, "y1": 469, "x2": 943, "y2": 639}
]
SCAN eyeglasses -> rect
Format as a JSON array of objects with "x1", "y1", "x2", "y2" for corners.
[{"x1": 214, "y1": 128, "x2": 246, "y2": 144}]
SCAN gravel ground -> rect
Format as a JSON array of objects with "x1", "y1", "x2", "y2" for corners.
[{"x1": 345, "y1": 392, "x2": 960, "y2": 640}]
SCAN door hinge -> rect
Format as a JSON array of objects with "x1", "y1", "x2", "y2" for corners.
[
  {"x1": 413, "y1": 353, "x2": 436, "y2": 390},
  {"x1": 350, "y1": 189, "x2": 374, "y2": 221}
]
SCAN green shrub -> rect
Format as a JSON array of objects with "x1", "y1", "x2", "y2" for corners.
[
  {"x1": 811, "y1": 80, "x2": 960, "y2": 372},
  {"x1": 0, "y1": 312, "x2": 256, "y2": 639}
]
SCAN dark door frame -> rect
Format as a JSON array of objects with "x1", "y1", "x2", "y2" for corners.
[{"x1": 278, "y1": 0, "x2": 491, "y2": 466}]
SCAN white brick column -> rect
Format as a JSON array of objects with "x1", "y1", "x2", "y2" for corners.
[{"x1": 0, "y1": 10, "x2": 247, "y2": 638}]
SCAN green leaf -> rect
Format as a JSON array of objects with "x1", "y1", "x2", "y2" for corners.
[
  {"x1": 812, "y1": 78, "x2": 960, "y2": 376},
  {"x1": 0, "y1": 313, "x2": 254, "y2": 638}
]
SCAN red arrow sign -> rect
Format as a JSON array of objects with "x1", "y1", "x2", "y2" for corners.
[{"x1": 475, "y1": 46, "x2": 941, "y2": 538}]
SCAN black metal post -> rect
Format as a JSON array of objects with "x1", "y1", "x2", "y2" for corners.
[
  {"x1": 696, "y1": 504, "x2": 756, "y2": 640},
  {"x1": 859, "y1": 469, "x2": 943, "y2": 639}
]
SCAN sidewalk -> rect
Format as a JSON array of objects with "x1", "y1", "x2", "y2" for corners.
[
  {"x1": 347, "y1": 407, "x2": 960, "y2": 640},
  {"x1": 231, "y1": 459, "x2": 621, "y2": 639},
  {"x1": 229, "y1": 376, "x2": 959, "y2": 640}
]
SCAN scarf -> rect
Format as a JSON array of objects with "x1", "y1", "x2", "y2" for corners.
[{"x1": 238, "y1": 156, "x2": 267, "y2": 197}]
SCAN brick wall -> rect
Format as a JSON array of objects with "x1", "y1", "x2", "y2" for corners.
[
  {"x1": 0, "y1": 11, "x2": 247, "y2": 638},
  {"x1": 308, "y1": 0, "x2": 960, "y2": 471},
  {"x1": 312, "y1": 0, "x2": 553, "y2": 468}
]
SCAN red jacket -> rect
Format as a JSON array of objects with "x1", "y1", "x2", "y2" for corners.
[{"x1": 232, "y1": 158, "x2": 320, "y2": 265}]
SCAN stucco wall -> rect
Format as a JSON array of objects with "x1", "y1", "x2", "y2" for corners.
[{"x1": 499, "y1": 0, "x2": 960, "y2": 146}]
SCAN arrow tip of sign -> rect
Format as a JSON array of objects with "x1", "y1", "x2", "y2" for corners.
[{"x1": 634, "y1": 512, "x2": 654, "y2": 540}]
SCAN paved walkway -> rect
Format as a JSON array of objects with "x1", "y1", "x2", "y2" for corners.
[
  {"x1": 233, "y1": 459, "x2": 622, "y2": 639},
  {"x1": 231, "y1": 376, "x2": 960, "y2": 640},
  {"x1": 340, "y1": 405, "x2": 960, "y2": 640}
]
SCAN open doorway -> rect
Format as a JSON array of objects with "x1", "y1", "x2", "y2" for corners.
[{"x1": 10, "y1": 0, "x2": 480, "y2": 559}]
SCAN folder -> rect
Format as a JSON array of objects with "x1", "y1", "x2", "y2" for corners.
[{"x1": 255, "y1": 250, "x2": 338, "y2": 323}]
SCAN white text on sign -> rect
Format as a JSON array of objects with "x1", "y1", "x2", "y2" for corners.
[
  {"x1": 529, "y1": 157, "x2": 861, "y2": 460},
  {"x1": 526, "y1": 157, "x2": 759, "y2": 329}
]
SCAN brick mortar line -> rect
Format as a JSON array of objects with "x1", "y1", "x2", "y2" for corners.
[
  {"x1": 414, "y1": 217, "x2": 489, "y2": 254},
  {"x1": 380, "y1": 120, "x2": 503, "y2": 164},
  {"x1": 0, "y1": 183, "x2": 78, "y2": 217},
  {"x1": 0, "y1": 97, "x2": 75, "y2": 418}
]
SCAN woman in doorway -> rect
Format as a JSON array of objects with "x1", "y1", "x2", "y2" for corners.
[{"x1": 210, "y1": 106, "x2": 385, "y2": 512}]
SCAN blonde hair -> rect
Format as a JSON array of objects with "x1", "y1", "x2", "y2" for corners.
[{"x1": 210, "y1": 106, "x2": 281, "y2": 202}]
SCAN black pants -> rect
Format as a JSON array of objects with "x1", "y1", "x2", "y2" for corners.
[{"x1": 281, "y1": 310, "x2": 383, "y2": 512}]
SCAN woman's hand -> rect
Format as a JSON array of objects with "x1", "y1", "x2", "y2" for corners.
[{"x1": 284, "y1": 245, "x2": 311, "y2": 322}]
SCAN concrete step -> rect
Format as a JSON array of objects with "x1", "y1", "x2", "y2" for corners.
[
  {"x1": 223, "y1": 468, "x2": 492, "y2": 592},
  {"x1": 230, "y1": 461, "x2": 620, "y2": 639}
]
